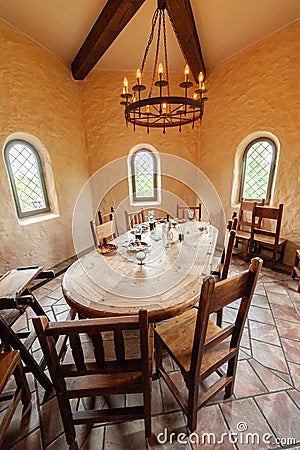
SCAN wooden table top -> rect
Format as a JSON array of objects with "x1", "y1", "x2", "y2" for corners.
[{"x1": 63, "y1": 222, "x2": 219, "y2": 322}]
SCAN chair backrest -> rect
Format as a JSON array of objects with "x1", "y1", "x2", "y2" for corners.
[
  {"x1": 190, "y1": 257, "x2": 262, "y2": 378},
  {"x1": 33, "y1": 309, "x2": 152, "y2": 442},
  {"x1": 125, "y1": 209, "x2": 145, "y2": 230},
  {"x1": 251, "y1": 204, "x2": 284, "y2": 246},
  {"x1": 176, "y1": 203, "x2": 201, "y2": 221},
  {"x1": 220, "y1": 217, "x2": 238, "y2": 280},
  {"x1": 90, "y1": 207, "x2": 117, "y2": 246},
  {"x1": 238, "y1": 198, "x2": 265, "y2": 232}
]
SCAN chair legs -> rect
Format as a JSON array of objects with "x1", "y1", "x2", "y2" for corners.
[
  {"x1": 216, "y1": 310, "x2": 223, "y2": 327},
  {"x1": 224, "y1": 354, "x2": 238, "y2": 399},
  {"x1": 56, "y1": 392, "x2": 76, "y2": 445}
]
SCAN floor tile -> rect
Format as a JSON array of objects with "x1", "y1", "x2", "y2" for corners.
[
  {"x1": 281, "y1": 338, "x2": 300, "y2": 364},
  {"x1": 234, "y1": 360, "x2": 267, "y2": 398},
  {"x1": 251, "y1": 293, "x2": 269, "y2": 309},
  {"x1": 288, "y1": 389, "x2": 300, "y2": 409},
  {"x1": 2, "y1": 392, "x2": 40, "y2": 448},
  {"x1": 266, "y1": 290, "x2": 293, "y2": 307},
  {"x1": 151, "y1": 412, "x2": 190, "y2": 449},
  {"x1": 249, "y1": 320, "x2": 281, "y2": 346},
  {"x1": 255, "y1": 391, "x2": 300, "y2": 443},
  {"x1": 275, "y1": 318, "x2": 300, "y2": 340},
  {"x1": 104, "y1": 419, "x2": 148, "y2": 450},
  {"x1": 221, "y1": 397, "x2": 276, "y2": 449},
  {"x1": 9, "y1": 428, "x2": 42, "y2": 450},
  {"x1": 248, "y1": 306, "x2": 274, "y2": 325},
  {"x1": 251, "y1": 340, "x2": 288, "y2": 373},
  {"x1": 288, "y1": 362, "x2": 300, "y2": 390},
  {"x1": 264, "y1": 283, "x2": 288, "y2": 295},
  {"x1": 249, "y1": 360, "x2": 291, "y2": 392},
  {"x1": 193, "y1": 404, "x2": 235, "y2": 449},
  {"x1": 270, "y1": 304, "x2": 300, "y2": 323}
]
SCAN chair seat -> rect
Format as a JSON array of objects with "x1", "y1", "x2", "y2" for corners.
[
  {"x1": 235, "y1": 230, "x2": 251, "y2": 240},
  {"x1": 253, "y1": 233, "x2": 287, "y2": 247},
  {"x1": 156, "y1": 308, "x2": 230, "y2": 374}
]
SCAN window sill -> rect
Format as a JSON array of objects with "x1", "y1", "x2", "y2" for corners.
[
  {"x1": 19, "y1": 212, "x2": 60, "y2": 226},
  {"x1": 130, "y1": 200, "x2": 161, "y2": 207}
]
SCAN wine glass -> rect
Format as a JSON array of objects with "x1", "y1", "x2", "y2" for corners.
[{"x1": 136, "y1": 251, "x2": 146, "y2": 265}]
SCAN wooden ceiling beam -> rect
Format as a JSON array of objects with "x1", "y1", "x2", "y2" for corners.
[
  {"x1": 71, "y1": 0, "x2": 146, "y2": 80},
  {"x1": 165, "y1": 0, "x2": 206, "y2": 82}
]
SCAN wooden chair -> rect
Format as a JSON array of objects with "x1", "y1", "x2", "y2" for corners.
[
  {"x1": 33, "y1": 309, "x2": 153, "y2": 446},
  {"x1": 250, "y1": 204, "x2": 287, "y2": 265},
  {"x1": 90, "y1": 207, "x2": 118, "y2": 246},
  {"x1": 235, "y1": 198, "x2": 265, "y2": 257},
  {"x1": 0, "y1": 266, "x2": 56, "y2": 392},
  {"x1": 176, "y1": 203, "x2": 201, "y2": 221},
  {"x1": 0, "y1": 350, "x2": 31, "y2": 447},
  {"x1": 155, "y1": 257, "x2": 262, "y2": 432},
  {"x1": 125, "y1": 209, "x2": 145, "y2": 230},
  {"x1": 212, "y1": 216, "x2": 238, "y2": 326}
]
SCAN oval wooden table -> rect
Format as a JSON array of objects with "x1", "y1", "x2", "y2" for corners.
[{"x1": 63, "y1": 222, "x2": 219, "y2": 322}]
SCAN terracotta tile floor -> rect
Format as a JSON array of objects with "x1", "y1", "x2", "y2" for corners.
[{"x1": 1, "y1": 256, "x2": 300, "y2": 449}]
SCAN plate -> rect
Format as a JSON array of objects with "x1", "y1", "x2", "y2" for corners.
[
  {"x1": 176, "y1": 218, "x2": 186, "y2": 223},
  {"x1": 127, "y1": 241, "x2": 151, "y2": 252},
  {"x1": 97, "y1": 243, "x2": 118, "y2": 255}
]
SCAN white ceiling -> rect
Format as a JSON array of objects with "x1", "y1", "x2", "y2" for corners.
[{"x1": 1, "y1": 0, "x2": 299, "y2": 73}]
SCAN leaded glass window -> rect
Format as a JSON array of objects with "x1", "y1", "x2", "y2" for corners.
[
  {"x1": 4, "y1": 139, "x2": 50, "y2": 218},
  {"x1": 131, "y1": 150, "x2": 157, "y2": 202},
  {"x1": 239, "y1": 138, "x2": 277, "y2": 203}
]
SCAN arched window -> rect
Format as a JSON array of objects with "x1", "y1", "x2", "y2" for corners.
[
  {"x1": 131, "y1": 149, "x2": 158, "y2": 202},
  {"x1": 239, "y1": 138, "x2": 277, "y2": 203},
  {"x1": 4, "y1": 139, "x2": 50, "y2": 218}
]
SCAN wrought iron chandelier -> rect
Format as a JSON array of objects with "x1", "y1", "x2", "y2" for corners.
[{"x1": 120, "y1": 0, "x2": 207, "y2": 133}]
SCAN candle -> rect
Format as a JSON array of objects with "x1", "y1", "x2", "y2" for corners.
[
  {"x1": 136, "y1": 68, "x2": 141, "y2": 85},
  {"x1": 198, "y1": 72, "x2": 204, "y2": 89},
  {"x1": 184, "y1": 64, "x2": 189, "y2": 82},
  {"x1": 146, "y1": 105, "x2": 150, "y2": 114},
  {"x1": 123, "y1": 76, "x2": 128, "y2": 94},
  {"x1": 193, "y1": 92, "x2": 198, "y2": 100},
  {"x1": 162, "y1": 103, "x2": 167, "y2": 114},
  {"x1": 158, "y1": 63, "x2": 163, "y2": 81}
]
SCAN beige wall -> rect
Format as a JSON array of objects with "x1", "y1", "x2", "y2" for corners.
[
  {"x1": 0, "y1": 19, "x2": 89, "y2": 271},
  {"x1": 199, "y1": 20, "x2": 300, "y2": 264}
]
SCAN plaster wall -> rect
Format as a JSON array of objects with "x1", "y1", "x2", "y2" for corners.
[
  {"x1": 198, "y1": 20, "x2": 300, "y2": 264},
  {"x1": 0, "y1": 19, "x2": 89, "y2": 272}
]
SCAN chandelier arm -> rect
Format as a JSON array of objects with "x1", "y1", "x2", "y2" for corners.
[{"x1": 162, "y1": 9, "x2": 170, "y2": 98}]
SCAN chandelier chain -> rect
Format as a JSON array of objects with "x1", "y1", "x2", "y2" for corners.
[
  {"x1": 148, "y1": 9, "x2": 162, "y2": 98},
  {"x1": 162, "y1": 9, "x2": 170, "y2": 98},
  {"x1": 166, "y1": 8, "x2": 190, "y2": 69},
  {"x1": 141, "y1": 9, "x2": 159, "y2": 75}
]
